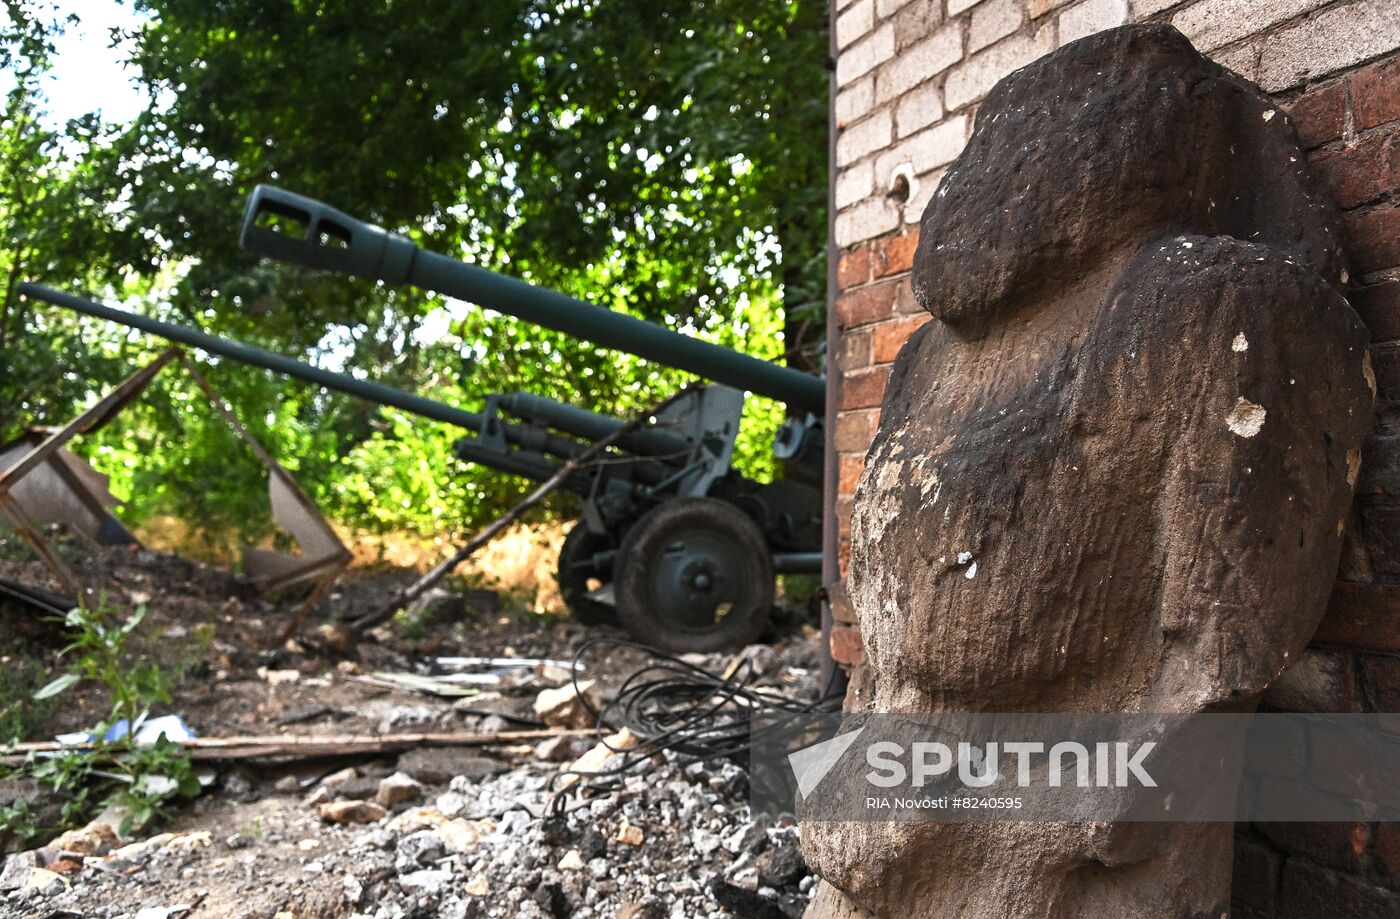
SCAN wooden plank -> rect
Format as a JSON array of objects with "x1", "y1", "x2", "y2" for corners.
[{"x1": 2, "y1": 728, "x2": 590, "y2": 765}]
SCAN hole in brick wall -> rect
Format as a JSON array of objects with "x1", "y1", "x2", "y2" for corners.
[
  {"x1": 885, "y1": 163, "x2": 918, "y2": 210},
  {"x1": 886, "y1": 172, "x2": 911, "y2": 205}
]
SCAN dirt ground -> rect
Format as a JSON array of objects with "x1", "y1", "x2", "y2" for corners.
[{"x1": 0, "y1": 533, "x2": 823, "y2": 918}]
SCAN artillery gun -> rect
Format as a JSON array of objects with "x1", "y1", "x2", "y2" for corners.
[{"x1": 20, "y1": 187, "x2": 825, "y2": 652}]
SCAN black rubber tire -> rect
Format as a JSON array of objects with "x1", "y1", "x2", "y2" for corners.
[
  {"x1": 614, "y1": 498, "x2": 773, "y2": 653},
  {"x1": 557, "y1": 523, "x2": 620, "y2": 626}
]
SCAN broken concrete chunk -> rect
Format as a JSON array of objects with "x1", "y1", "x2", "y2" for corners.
[
  {"x1": 22, "y1": 865, "x2": 67, "y2": 896},
  {"x1": 397, "y1": 747, "x2": 508, "y2": 785},
  {"x1": 533, "y1": 679, "x2": 599, "y2": 728},
  {"x1": 318, "y1": 800, "x2": 388, "y2": 824},
  {"x1": 558, "y1": 727, "x2": 641, "y2": 790},
  {"x1": 439, "y1": 818, "x2": 492, "y2": 854},
  {"x1": 757, "y1": 838, "x2": 807, "y2": 888},
  {"x1": 375, "y1": 772, "x2": 423, "y2": 808},
  {"x1": 614, "y1": 818, "x2": 645, "y2": 847},
  {"x1": 534, "y1": 734, "x2": 576, "y2": 762},
  {"x1": 307, "y1": 766, "x2": 357, "y2": 804},
  {"x1": 51, "y1": 820, "x2": 121, "y2": 857},
  {"x1": 398, "y1": 867, "x2": 452, "y2": 895},
  {"x1": 0, "y1": 851, "x2": 37, "y2": 892}
]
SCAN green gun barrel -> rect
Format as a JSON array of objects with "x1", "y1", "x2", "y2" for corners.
[{"x1": 239, "y1": 185, "x2": 826, "y2": 414}]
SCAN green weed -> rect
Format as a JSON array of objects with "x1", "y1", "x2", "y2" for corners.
[{"x1": 0, "y1": 599, "x2": 199, "y2": 844}]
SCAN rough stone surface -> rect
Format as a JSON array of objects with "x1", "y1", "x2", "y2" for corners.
[
  {"x1": 375, "y1": 772, "x2": 424, "y2": 808},
  {"x1": 318, "y1": 799, "x2": 388, "y2": 825},
  {"x1": 533, "y1": 679, "x2": 599, "y2": 728},
  {"x1": 805, "y1": 24, "x2": 1373, "y2": 919}
]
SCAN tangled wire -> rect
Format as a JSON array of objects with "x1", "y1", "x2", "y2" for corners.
[{"x1": 546, "y1": 637, "x2": 844, "y2": 811}]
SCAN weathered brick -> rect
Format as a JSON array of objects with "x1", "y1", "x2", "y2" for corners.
[
  {"x1": 1171, "y1": 0, "x2": 1329, "y2": 54},
  {"x1": 1031, "y1": 0, "x2": 1077, "y2": 18},
  {"x1": 1131, "y1": 0, "x2": 1186, "y2": 14},
  {"x1": 904, "y1": 167, "x2": 947, "y2": 225},
  {"x1": 1377, "y1": 821, "x2": 1400, "y2": 879},
  {"x1": 874, "y1": 232, "x2": 920, "y2": 278},
  {"x1": 835, "y1": 78, "x2": 875, "y2": 130},
  {"x1": 1260, "y1": 647, "x2": 1358, "y2": 712},
  {"x1": 1361, "y1": 506, "x2": 1400, "y2": 580},
  {"x1": 1374, "y1": 343, "x2": 1400, "y2": 400},
  {"x1": 836, "y1": 196, "x2": 902, "y2": 247},
  {"x1": 1211, "y1": 39, "x2": 1261, "y2": 83},
  {"x1": 838, "y1": 535, "x2": 851, "y2": 576},
  {"x1": 841, "y1": 366, "x2": 891, "y2": 410},
  {"x1": 830, "y1": 621, "x2": 866, "y2": 667},
  {"x1": 876, "y1": 0, "x2": 915, "y2": 17},
  {"x1": 834, "y1": 408, "x2": 879, "y2": 453},
  {"x1": 835, "y1": 326, "x2": 873, "y2": 374},
  {"x1": 1313, "y1": 581, "x2": 1400, "y2": 654},
  {"x1": 1058, "y1": 0, "x2": 1129, "y2": 46},
  {"x1": 836, "y1": 160, "x2": 875, "y2": 210},
  {"x1": 1283, "y1": 80, "x2": 1348, "y2": 149},
  {"x1": 1259, "y1": 822, "x2": 1371, "y2": 874},
  {"x1": 1352, "y1": 54, "x2": 1400, "y2": 131},
  {"x1": 1313, "y1": 130, "x2": 1400, "y2": 210},
  {"x1": 838, "y1": 453, "x2": 867, "y2": 494},
  {"x1": 836, "y1": 496, "x2": 855, "y2": 539},
  {"x1": 1361, "y1": 654, "x2": 1400, "y2": 712},
  {"x1": 896, "y1": 269, "x2": 929, "y2": 309},
  {"x1": 1232, "y1": 836, "x2": 1281, "y2": 913},
  {"x1": 1358, "y1": 433, "x2": 1400, "y2": 499},
  {"x1": 837, "y1": 246, "x2": 872, "y2": 291},
  {"x1": 1344, "y1": 205, "x2": 1400, "y2": 276},
  {"x1": 893, "y1": 0, "x2": 945, "y2": 51},
  {"x1": 948, "y1": 0, "x2": 987, "y2": 14},
  {"x1": 1258, "y1": 0, "x2": 1400, "y2": 93},
  {"x1": 836, "y1": 0, "x2": 874, "y2": 49},
  {"x1": 838, "y1": 24, "x2": 895, "y2": 87},
  {"x1": 835, "y1": 277, "x2": 900, "y2": 329},
  {"x1": 876, "y1": 115, "x2": 969, "y2": 182},
  {"x1": 895, "y1": 81, "x2": 946, "y2": 138},
  {"x1": 875, "y1": 21, "x2": 963, "y2": 104},
  {"x1": 969, "y1": 0, "x2": 1023, "y2": 54},
  {"x1": 836, "y1": 109, "x2": 893, "y2": 166},
  {"x1": 1278, "y1": 859, "x2": 1400, "y2": 918},
  {"x1": 872, "y1": 315, "x2": 931, "y2": 363},
  {"x1": 945, "y1": 25, "x2": 1055, "y2": 111},
  {"x1": 828, "y1": 578, "x2": 858, "y2": 623}
]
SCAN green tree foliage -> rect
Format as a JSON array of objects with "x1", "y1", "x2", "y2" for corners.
[
  {"x1": 0, "y1": 3, "x2": 151, "y2": 436},
  {"x1": 5, "y1": 0, "x2": 828, "y2": 546}
]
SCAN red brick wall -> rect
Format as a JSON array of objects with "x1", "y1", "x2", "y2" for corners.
[{"x1": 829, "y1": 1, "x2": 1400, "y2": 912}]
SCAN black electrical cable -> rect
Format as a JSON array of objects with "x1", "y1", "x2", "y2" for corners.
[{"x1": 546, "y1": 636, "x2": 843, "y2": 811}]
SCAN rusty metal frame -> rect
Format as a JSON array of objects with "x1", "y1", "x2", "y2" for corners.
[
  {"x1": 0, "y1": 349, "x2": 181, "y2": 604},
  {"x1": 0, "y1": 348, "x2": 350, "y2": 633}
]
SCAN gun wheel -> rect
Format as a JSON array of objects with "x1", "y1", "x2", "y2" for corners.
[
  {"x1": 557, "y1": 523, "x2": 620, "y2": 626},
  {"x1": 614, "y1": 498, "x2": 773, "y2": 653}
]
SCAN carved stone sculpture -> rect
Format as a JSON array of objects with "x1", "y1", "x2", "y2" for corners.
[{"x1": 803, "y1": 24, "x2": 1374, "y2": 918}]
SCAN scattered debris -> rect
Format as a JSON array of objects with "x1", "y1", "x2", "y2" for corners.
[
  {"x1": 49, "y1": 822, "x2": 119, "y2": 857},
  {"x1": 0, "y1": 350, "x2": 349, "y2": 625},
  {"x1": 558, "y1": 727, "x2": 641, "y2": 790},
  {"x1": 316, "y1": 800, "x2": 387, "y2": 825},
  {"x1": 4, "y1": 728, "x2": 586, "y2": 767},
  {"x1": 533, "y1": 678, "x2": 598, "y2": 728},
  {"x1": 374, "y1": 772, "x2": 423, "y2": 808},
  {"x1": 615, "y1": 817, "x2": 645, "y2": 847},
  {"x1": 0, "y1": 527, "x2": 823, "y2": 917}
]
